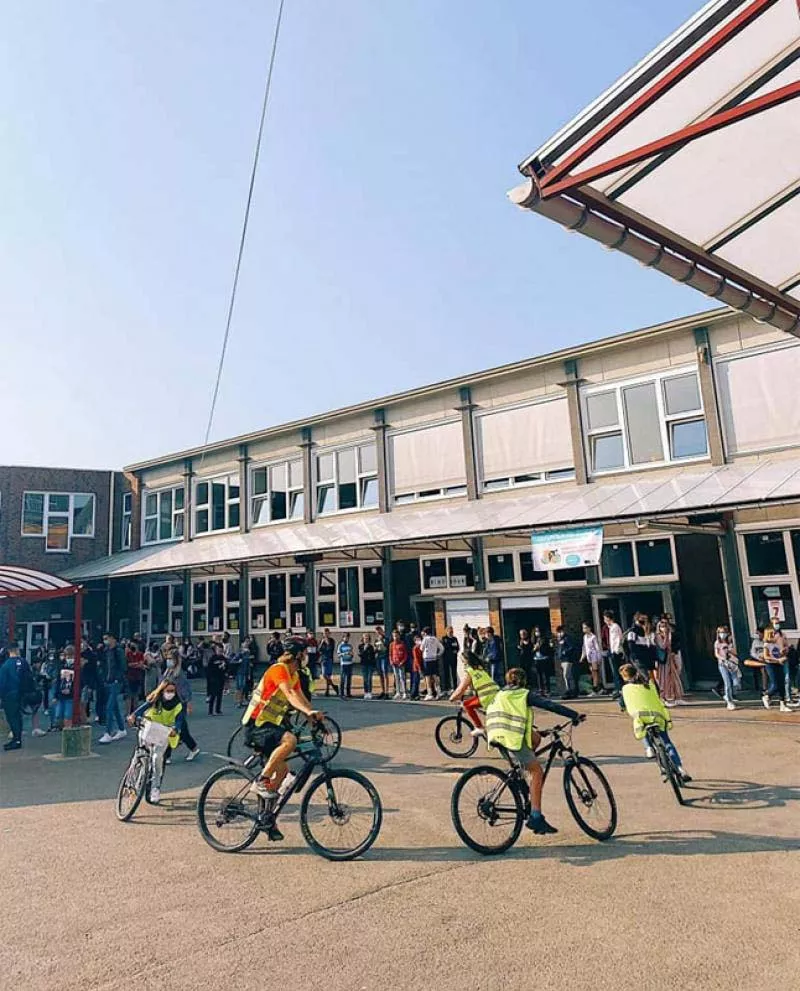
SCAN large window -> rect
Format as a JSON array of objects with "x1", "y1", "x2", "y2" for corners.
[
  {"x1": 315, "y1": 443, "x2": 378, "y2": 516},
  {"x1": 140, "y1": 582, "x2": 183, "y2": 637},
  {"x1": 315, "y1": 564, "x2": 383, "y2": 629},
  {"x1": 582, "y1": 369, "x2": 708, "y2": 474},
  {"x1": 740, "y1": 527, "x2": 800, "y2": 633},
  {"x1": 250, "y1": 570, "x2": 306, "y2": 632},
  {"x1": 21, "y1": 491, "x2": 95, "y2": 552},
  {"x1": 600, "y1": 538, "x2": 675, "y2": 580},
  {"x1": 251, "y1": 458, "x2": 304, "y2": 526},
  {"x1": 121, "y1": 492, "x2": 132, "y2": 550},
  {"x1": 390, "y1": 421, "x2": 467, "y2": 504},
  {"x1": 142, "y1": 485, "x2": 184, "y2": 544},
  {"x1": 194, "y1": 474, "x2": 240, "y2": 534},
  {"x1": 485, "y1": 548, "x2": 588, "y2": 587},
  {"x1": 421, "y1": 555, "x2": 475, "y2": 592},
  {"x1": 192, "y1": 577, "x2": 240, "y2": 633}
]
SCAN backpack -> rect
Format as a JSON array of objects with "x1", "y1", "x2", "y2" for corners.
[{"x1": 20, "y1": 662, "x2": 41, "y2": 710}]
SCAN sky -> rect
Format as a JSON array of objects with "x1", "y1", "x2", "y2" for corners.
[{"x1": 0, "y1": 0, "x2": 711, "y2": 470}]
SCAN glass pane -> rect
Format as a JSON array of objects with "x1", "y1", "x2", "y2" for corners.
[
  {"x1": 270, "y1": 462, "x2": 287, "y2": 493},
  {"x1": 196, "y1": 482, "x2": 209, "y2": 506},
  {"x1": 623, "y1": 382, "x2": 663, "y2": 465},
  {"x1": 636, "y1": 539, "x2": 674, "y2": 576},
  {"x1": 195, "y1": 509, "x2": 209, "y2": 533},
  {"x1": 364, "y1": 598, "x2": 383, "y2": 626},
  {"x1": 252, "y1": 468, "x2": 267, "y2": 497},
  {"x1": 46, "y1": 515, "x2": 69, "y2": 550},
  {"x1": 555, "y1": 567, "x2": 585, "y2": 582},
  {"x1": 141, "y1": 586, "x2": 151, "y2": 610},
  {"x1": 145, "y1": 493, "x2": 158, "y2": 517},
  {"x1": 228, "y1": 480, "x2": 240, "y2": 500},
  {"x1": 252, "y1": 495, "x2": 270, "y2": 526},
  {"x1": 171, "y1": 584, "x2": 184, "y2": 608},
  {"x1": 288, "y1": 459, "x2": 303, "y2": 489},
  {"x1": 744, "y1": 532, "x2": 788, "y2": 576},
  {"x1": 289, "y1": 603, "x2": 306, "y2": 629},
  {"x1": 318, "y1": 602, "x2": 337, "y2": 627},
  {"x1": 250, "y1": 576, "x2": 266, "y2": 601},
  {"x1": 22, "y1": 493, "x2": 44, "y2": 534},
  {"x1": 193, "y1": 609, "x2": 207, "y2": 632},
  {"x1": 601, "y1": 542, "x2": 635, "y2": 579},
  {"x1": 159, "y1": 490, "x2": 173, "y2": 540},
  {"x1": 251, "y1": 605, "x2": 266, "y2": 630},
  {"x1": 290, "y1": 491, "x2": 304, "y2": 520},
  {"x1": 317, "y1": 452, "x2": 335, "y2": 482},
  {"x1": 337, "y1": 567, "x2": 361, "y2": 626},
  {"x1": 360, "y1": 477, "x2": 378, "y2": 508},
  {"x1": 362, "y1": 566, "x2": 383, "y2": 594},
  {"x1": 151, "y1": 586, "x2": 169, "y2": 635},
  {"x1": 144, "y1": 518, "x2": 158, "y2": 543},
  {"x1": 488, "y1": 554, "x2": 515, "y2": 583},
  {"x1": 449, "y1": 556, "x2": 474, "y2": 589},
  {"x1": 751, "y1": 584, "x2": 796, "y2": 629},
  {"x1": 226, "y1": 579, "x2": 240, "y2": 603},
  {"x1": 211, "y1": 482, "x2": 226, "y2": 530},
  {"x1": 592, "y1": 433, "x2": 625, "y2": 471},
  {"x1": 193, "y1": 582, "x2": 206, "y2": 605},
  {"x1": 317, "y1": 484, "x2": 335, "y2": 515},
  {"x1": 337, "y1": 448, "x2": 356, "y2": 483},
  {"x1": 484, "y1": 478, "x2": 510, "y2": 491},
  {"x1": 663, "y1": 373, "x2": 701, "y2": 415},
  {"x1": 228, "y1": 502, "x2": 240, "y2": 529},
  {"x1": 520, "y1": 551, "x2": 547, "y2": 582},
  {"x1": 123, "y1": 492, "x2": 132, "y2": 511},
  {"x1": 174, "y1": 487, "x2": 185, "y2": 510},
  {"x1": 585, "y1": 392, "x2": 619, "y2": 430},
  {"x1": 422, "y1": 558, "x2": 448, "y2": 590},
  {"x1": 338, "y1": 482, "x2": 358, "y2": 511},
  {"x1": 268, "y1": 573, "x2": 287, "y2": 629},
  {"x1": 174, "y1": 512, "x2": 184, "y2": 538},
  {"x1": 209, "y1": 580, "x2": 224, "y2": 632},
  {"x1": 670, "y1": 419, "x2": 708, "y2": 459},
  {"x1": 359, "y1": 443, "x2": 377, "y2": 474},
  {"x1": 48, "y1": 494, "x2": 69, "y2": 513},
  {"x1": 270, "y1": 463, "x2": 288, "y2": 520},
  {"x1": 226, "y1": 607, "x2": 240, "y2": 632},
  {"x1": 318, "y1": 570, "x2": 336, "y2": 595},
  {"x1": 289, "y1": 572, "x2": 306, "y2": 599}
]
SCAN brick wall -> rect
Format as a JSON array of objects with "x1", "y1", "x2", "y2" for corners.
[{"x1": 547, "y1": 588, "x2": 592, "y2": 638}]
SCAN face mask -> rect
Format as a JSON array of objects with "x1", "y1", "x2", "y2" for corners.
[
  {"x1": 162, "y1": 693, "x2": 177, "y2": 703},
  {"x1": 166, "y1": 659, "x2": 175, "y2": 668},
  {"x1": 398, "y1": 625, "x2": 405, "y2": 633}
]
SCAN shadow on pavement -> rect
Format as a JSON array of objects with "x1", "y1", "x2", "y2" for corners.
[{"x1": 680, "y1": 779, "x2": 800, "y2": 810}]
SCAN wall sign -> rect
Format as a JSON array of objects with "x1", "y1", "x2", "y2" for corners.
[{"x1": 531, "y1": 526, "x2": 604, "y2": 571}]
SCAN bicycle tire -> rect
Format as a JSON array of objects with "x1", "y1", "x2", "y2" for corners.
[
  {"x1": 451, "y1": 765, "x2": 524, "y2": 855},
  {"x1": 115, "y1": 751, "x2": 147, "y2": 822},
  {"x1": 197, "y1": 766, "x2": 261, "y2": 853},
  {"x1": 655, "y1": 739, "x2": 685, "y2": 806},
  {"x1": 562, "y1": 756, "x2": 618, "y2": 841},
  {"x1": 296, "y1": 714, "x2": 341, "y2": 764},
  {"x1": 435, "y1": 714, "x2": 479, "y2": 759},
  {"x1": 300, "y1": 768, "x2": 382, "y2": 861},
  {"x1": 226, "y1": 723, "x2": 249, "y2": 761}
]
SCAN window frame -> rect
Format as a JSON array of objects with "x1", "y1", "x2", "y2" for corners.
[
  {"x1": 313, "y1": 562, "x2": 384, "y2": 631},
  {"x1": 482, "y1": 546, "x2": 590, "y2": 589},
  {"x1": 420, "y1": 553, "x2": 477, "y2": 593},
  {"x1": 737, "y1": 524, "x2": 800, "y2": 635},
  {"x1": 249, "y1": 568, "x2": 306, "y2": 632},
  {"x1": 249, "y1": 456, "x2": 305, "y2": 528},
  {"x1": 314, "y1": 442, "x2": 379, "y2": 517},
  {"x1": 581, "y1": 366, "x2": 708, "y2": 477},
  {"x1": 191, "y1": 575, "x2": 241, "y2": 634},
  {"x1": 598, "y1": 536, "x2": 677, "y2": 583},
  {"x1": 193, "y1": 472, "x2": 240, "y2": 536},
  {"x1": 140, "y1": 581, "x2": 184, "y2": 638},
  {"x1": 121, "y1": 492, "x2": 132, "y2": 550},
  {"x1": 141, "y1": 484, "x2": 185, "y2": 545},
  {"x1": 20, "y1": 491, "x2": 96, "y2": 553}
]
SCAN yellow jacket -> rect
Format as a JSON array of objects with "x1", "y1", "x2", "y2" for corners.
[{"x1": 621, "y1": 682, "x2": 671, "y2": 739}]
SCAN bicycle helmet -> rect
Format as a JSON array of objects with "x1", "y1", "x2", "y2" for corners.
[{"x1": 282, "y1": 636, "x2": 307, "y2": 658}]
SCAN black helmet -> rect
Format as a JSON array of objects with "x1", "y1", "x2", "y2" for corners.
[{"x1": 282, "y1": 636, "x2": 306, "y2": 658}]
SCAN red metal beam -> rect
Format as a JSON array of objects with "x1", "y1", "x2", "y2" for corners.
[
  {"x1": 539, "y1": 0, "x2": 780, "y2": 191},
  {"x1": 0, "y1": 586, "x2": 80, "y2": 603},
  {"x1": 541, "y1": 79, "x2": 800, "y2": 198},
  {"x1": 72, "y1": 589, "x2": 84, "y2": 726}
]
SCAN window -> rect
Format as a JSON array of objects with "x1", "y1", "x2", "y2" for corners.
[
  {"x1": 744, "y1": 532, "x2": 788, "y2": 576},
  {"x1": 314, "y1": 564, "x2": 383, "y2": 629},
  {"x1": 520, "y1": 551, "x2": 547, "y2": 583},
  {"x1": 488, "y1": 553, "x2": 515, "y2": 584},
  {"x1": 142, "y1": 486, "x2": 185, "y2": 544},
  {"x1": 121, "y1": 492, "x2": 132, "y2": 550},
  {"x1": 194, "y1": 474, "x2": 240, "y2": 534},
  {"x1": 140, "y1": 582, "x2": 183, "y2": 637},
  {"x1": 751, "y1": 584, "x2": 796, "y2": 630},
  {"x1": 477, "y1": 399, "x2": 574, "y2": 492},
  {"x1": 740, "y1": 527, "x2": 800, "y2": 633},
  {"x1": 390, "y1": 421, "x2": 467, "y2": 503},
  {"x1": 192, "y1": 577, "x2": 239, "y2": 633},
  {"x1": 582, "y1": 369, "x2": 708, "y2": 474},
  {"x1": 21, "y1": 491, "x2": 95, "y2": 552},
  {"x1": 315, "y1": 444, "x2": 378, "y2": 516},
  {"x1": 635, "y1": 539, "x2": 674, "y2": 577},
  {"x1": 484, "y1": 548, "x2": 593, "y2": 587},
  {"x1": 601, "y1": 542, "x2": 635, "y2": 579},
  {"x1": 421, "y1": 556, "x2": 474, "y2": 591},
  {"x1": 250, "y1": 570, "x2": 306, "y2": 631},
  {"x1": 251, "y1": 458, "x2": 304, "y2": 526},
  {"x1": 599, "y1": 538, "x2": 675, "y2": 580}
]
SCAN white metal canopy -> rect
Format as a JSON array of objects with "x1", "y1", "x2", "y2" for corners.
[{"x1": 511, "y1": 0, "x2": 800, "y2": 334}]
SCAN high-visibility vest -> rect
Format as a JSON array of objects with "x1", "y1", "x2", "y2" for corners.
[
  {"x1": 466, "y1": 665, "x2": 499, "y2": 706},
  {"x1": 143, "y1": 703, "x2": 182, "y2": 749},
  {"x1": 621, "y1": 682, "x2": 670, "y2": 739},
  {"x1": 242, "y1": 662, "x2": 297, "y2": 728},
  {"x1": 485, "y1": 688, "x2": 532, "y2": 750}
]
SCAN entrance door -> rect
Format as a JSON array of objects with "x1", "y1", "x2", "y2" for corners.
[
  {"x1": 26, "y1": 622, "x2": 48, "y2": 657},
  {"x1": 595, "y1": 591, "x2": 666, "y2": 631},
  {"x1": 445, "y1": 599, "x2": 490, "y2": 650},
  {"x1": 501, "y1": 608, "x2": 551, "y2": 669}
]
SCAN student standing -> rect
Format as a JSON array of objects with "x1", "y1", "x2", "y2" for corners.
[
  {"x1": 337, "y1": 632, "x2": 355, "y2": 698},
  {"x1": 580, "y1": 622, "x2": 603, "y2": 694},
  {"x1": 206, "y1": 643, "x2": 227, "y2": 715},
  {"x1": 389, "y1": 630, "x2": 408, "y2": 699},
  {"x1": 358, "y1": 633, "x2": 376, "y2": 699},
  {"x1": 319, "y1": 629, "x2": 338, "y2": 697},
  {"x1": 440, "y1": 627, "x2": 460, "y2": 692}
]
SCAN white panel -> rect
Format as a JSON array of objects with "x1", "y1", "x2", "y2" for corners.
[
  {"x1": 478, "y1": 398, "x2": 572, "y2": 479},
  {"x1": 716, "y1": 191, "x2": 800, "y2": 286},
  {"x1": 716, "y1": 346, "x2": 800, "y2": 454},
  {"x1": 389, "y1": 421, "x2": 466, "y2": 494},
  {"x1": 500, "y1": 596, "x2": 549, "y2": 610}
]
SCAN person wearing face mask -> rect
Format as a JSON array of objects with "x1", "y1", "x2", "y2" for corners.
[
  {"x1": 162, "y1": 649, "x2": 200, "y2": 760},
  {"x1": 762, "y1": 621, "x2": 793, "y2": 712},
  {"x1": 127, "y1": 681, "x2": 182, "y2": 803},
  {"x1": 553, "y1": 626, "x2": 579, "y2": 699},
  {"x1": 713, "y1": 626, "x2": 740, "y2": 711}
]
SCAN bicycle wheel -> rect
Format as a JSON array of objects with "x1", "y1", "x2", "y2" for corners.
[
  {"x1": 654, "y1": 740, "x2": 685, "y2": 806},
  {"x1": 300, "y1": 769, "x2": 382, "y2": 861},
  {"x1": 226, "y1": 723, "x2": 250, "y2": 762},
  {"x1": 197, "y1": 766, "x2": 261, "y2": 852},
  {"x1": 435, "y1": 714, "x2": 479, "y2": 759},
  {"x1": 562, "y1": 756, "x2": 618, "y2": 841},
  {"x1": 451, "y1": 765, "x2": 524, "y2": 855},
  {"x1": 288, "y1": 713, "x2": 342, "y2": 764},
  {"x1": 115, "y1": 751, "x2": 147, "y2": 822}
]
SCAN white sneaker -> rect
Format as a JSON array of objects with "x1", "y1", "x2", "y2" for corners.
[
  {"x1": 32, "y1": 728, "x2": 47, "y2": 737},
  {"x1": 424, "y1": 693, "x2": 435, "y2": 701},
  {"x1": 469, "y1": 727, "x2": 486, "y2": 739},
  {"x1": 249, "y1": 779, "x2": 274, "y2": 800},
  {"x1": 762, "y1": 694, "x2": 771, "y2": 709},
  {"x1": 363, "y1": 693, "x2": 373, "y2": 700},
  {"x1": 150, "y1": 788, "x2": 160, "y2": 804},
  {"x1": 112, "y1": 729, "x2": 127, "y2": 741},
  {"x1": 400, "y1": 693, "x2": 408, "y2": 700},
  {"x1": 98, "y1": 733, "x2": 113, "y2": 744},
  {"x1": 726, "y1": 701, "x2": 736, "y2": 711},
  {"x1": 185, "y1": 748, "x2": 200, "y2": 761},
  {"x1": 779, "y1": 701, "x2": 791, "y2": 713},
  {"x1": 664, "y1": 700, "x2": 675, "y2": 708},
  {"x1": 392, "y1": 692, "x2": 401, "y2": 700},
  {"x1": 645, "y1": 746, "x2": 655, "y2": 759}
]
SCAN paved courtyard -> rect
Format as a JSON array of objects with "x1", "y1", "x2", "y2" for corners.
[{"x1": 1, "y1": 695, "x2": 799, "y2": 991}]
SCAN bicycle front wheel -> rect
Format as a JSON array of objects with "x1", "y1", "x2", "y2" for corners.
[
  {"x1": 654, "y1": 740, "x2": 685, "y2": 806},
  {"x1": 300, "y1": 769, "x2": 382, "y2": 861},
  {"x1": 435, "y1": 714, "x2": 478, "y2": 759},
  {"x1": 197, "y1": 766, "x2": 261, "y2": 853},
  {"x1": 563, "y1": 756, "x2": 618, "y2": 841},
  {"x1": 451, "y1": 765, "x2": 524, "y2": 855},
  {"x1": 115, "y1": 750, "x2": 147, "y2": 822}
]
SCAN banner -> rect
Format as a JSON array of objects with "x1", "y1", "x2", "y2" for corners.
[{"x1": 531, "y1": 526, "x2": 604, "y2": 571}]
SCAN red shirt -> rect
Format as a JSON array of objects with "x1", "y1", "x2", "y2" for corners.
[
  {"x1": 412, "y1": 644, "x2": 424, "y2": 673},
  {"x1": 126, "y1": 649, "x2": 145, "y2": 681},
  {"x1": 389, "y1": 641, "x2": 408, "y2": 667}
]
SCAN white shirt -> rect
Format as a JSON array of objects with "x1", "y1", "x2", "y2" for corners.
[
  {"x1": 421, "y1": 635, "x2": 443, "y2": 661},
  {"x1": 606, "y1": 622, "x2": 623, "y2": 654}
]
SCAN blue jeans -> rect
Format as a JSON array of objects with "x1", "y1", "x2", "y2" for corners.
[
  {"x1": 54, "y1": 698, "x2": 73, "y2": 726},
  {"x1": 717, "y1": 663, "x2": 737, "y2": 703},
  {"x1": 489, "y1": 661, "x2": 504, "y2": 685},
  {"x1": 362, "y1": 665, "x2": 375, "y2": 695},
  {"x1": 765, "y1": 663, "x2": 790, "y2": 701},
  {"x1": 646, "y1": 729, "x2": 682, "y2": 767},
  {"x1": 410, "y1": 670, "x2": 421, "y2": 697},
  {"x1": 340, "y1": 666, "x2": 353, "y2": 697},
  {"x1": 104, "y1": 681, "x2": 125, "y2": 734}
]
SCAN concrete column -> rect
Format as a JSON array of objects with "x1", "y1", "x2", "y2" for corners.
[
  {"x1": 471, "y1": 536, "x2": 485, "y2": 591},
  {"x1": 182, "y1": 458, "x2": 193, "y2": 542},
  {"x1": 488, "y1": 597, "x2": 501, "y2": 635},
  {"x1": 301, "y1": 427, "x2": 314, "y2": 525},
  {"x1": 240, "y1": 562, "x2": 250, "y2": 637},
  {"x1": 561, "y1": 359, "x2": 589, "y2": 486},
  {"x1": 718, "y1": 518, "x2": 750, "y2": 657},
  {"x1": 126, "y1": 471, "x2": 142, "y2": 552},
  {"x1": 381, "y1": 547, "x2": 395, "y2": 634},
  {"x1": 434, "y1": 598, "x2": 446, "y2": 638},
  {"x1": 304, "y1": 560, "x2": 316, "y2": 632},
  {"x1": 372, "y1": 407, "x2": 390, "y2": 513},
  {"x1": 694, "y1": 326, "x2": 726, "y2": 466},
  {"x1": 238, "y1": 444, "x2": 250, "y2": 533},
  {"x1": 181, "y1": 570, "x2": 191, "y2": 640},
  {"x1": 457, "y1": 386, "x2": 479, "y2": 500}
]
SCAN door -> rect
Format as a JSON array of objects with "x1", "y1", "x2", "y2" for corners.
[
  {"x1": 501, "y1": 608, "x2": 551, "y2": 670},
  {"x1": 595, "y1": 591, "x2": 666, "y2": 631},
  {"x1": 26, "y1": 622, "x2": 48, "y2": 657},
  {"x1": 445, "y1": 599, "x2": 490, "y2": 651}
]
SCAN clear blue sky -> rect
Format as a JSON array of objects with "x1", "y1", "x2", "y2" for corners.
[{"x1": 1, "y1": 0, "x2": 708, "y2": 469}]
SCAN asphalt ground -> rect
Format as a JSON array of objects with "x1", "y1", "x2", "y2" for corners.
[{"x1": 1, "y1": 690, "x2": 799, "y2": 991}]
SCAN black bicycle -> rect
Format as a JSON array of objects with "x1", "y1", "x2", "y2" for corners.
[
  {"x1": 645, "y1": 725, "x2": 686, "y2": 806},
  {"x1": 435, "y1": 705, "x2": 481, "y2": 758},
  {"x1": 451, "y1": 718, "x2": 617, "y2": 855},
  {"x1": 198, "y1": 723, "x2": 382, "y2": 861},
  {"x1": 226, "y1": 711, "x2": 342, "y2": 764},
  {"x1": 115, "y1": 719, "x2": 169, "y2": 821}
]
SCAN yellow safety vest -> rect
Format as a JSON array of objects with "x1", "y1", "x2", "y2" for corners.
[
  {"x1": 242, "y1": 662, "x2": 297, "y2": 728},
  {"x1": 144, "y1": 703, "x2": 182, "y2": 749},
  {"x1": 466, "y1": 665, "x2": 499, "y2": 706},
  {"x1": 485, "y1": 688, "x2": 533, "y2": 751},
  {"x1": 621, "y1": 682, "x2": 671, "y2": 739}
]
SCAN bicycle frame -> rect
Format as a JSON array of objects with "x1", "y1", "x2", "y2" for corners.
[
  {"x1": 233, "y1": 736, "x2": 329, "y2": 827},
  {"x1": 489, "y1": 723, "x2": 579, "y2": 815}
]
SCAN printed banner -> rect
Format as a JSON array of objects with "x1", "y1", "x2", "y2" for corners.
[{"x1": 531, "y1": 526, "x2": 604, "y2": 571}]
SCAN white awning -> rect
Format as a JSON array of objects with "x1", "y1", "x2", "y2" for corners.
[
  {"x1": 64, "y1": 454, "x2": 800, "y2": 581},
  {"x1": 512, "y1": 0, "x2": 800, "y2": 335}
]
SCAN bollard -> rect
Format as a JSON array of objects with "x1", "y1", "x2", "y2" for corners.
[{"x1": 61, "y1": 724, "x2": 92, "y2": 758}]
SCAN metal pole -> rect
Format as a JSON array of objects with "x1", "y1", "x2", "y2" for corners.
[
  {"x1": 72, "y1": 589, "x2": 83, "y2": 726},
  {"x1": 8, "y1": 602, "x2": 16, "y2": 646}
]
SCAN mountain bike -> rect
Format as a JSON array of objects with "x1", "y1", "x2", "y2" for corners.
[
  {"x1": 645, "y1": 725, "x2": 686, "y2": 806},
  {"x1": 198, "y1": 722, "x2": 381, "y2": 861},
  {"x1": 451, "y1": 717, "x2": 617, "y2": 855},
  {"x1": 115, "y1": 719, "x2": 170, "y2": 821},
  {"x1": 226, "y1": 711, "x2": 342, "y2": 763},
  {"x1": 435, "y1": 705, "x2": 482, "y2": 758}
]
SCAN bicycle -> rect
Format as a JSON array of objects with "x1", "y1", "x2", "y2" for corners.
[
  {"x1": 451, "y1": 717, "x2": 617, "y2": 855},
  {"x1": 115, "y1": 719, "x2": 171, "y2": 821},
  {"x1": 645, "y1": 725, "x2": 686, "y2": 806},
  {"x1": 198, "y1": 722, "x2": 382, "y2": 861},
  {"x1": 435, "y1": 704, "x2": 482, "y2": 758},
  {"x1": 226, "y1": 711, "x2": 342, "y2": 764}
]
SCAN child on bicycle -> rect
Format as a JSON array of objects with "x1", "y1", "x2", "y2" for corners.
[
  {"x1": 619, "y1": 664, "x2": 691, "y2": 783},
  {"x1": 449, "y1": 651, "x2": 500, "y2": 738},
  {"x1": 127, "y1": 681, "x2": 182, "y2": 803}
]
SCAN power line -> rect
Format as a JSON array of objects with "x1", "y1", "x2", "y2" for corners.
[{"x1": 202, "y1": 0, "x2": 286, "y2": 453}]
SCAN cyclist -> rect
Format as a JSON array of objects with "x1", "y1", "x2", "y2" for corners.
[
  {"x1": 127, "y1": 681, "x2": 182, "y2": 804},
  {"x1": 485, "y1": 667, "x2": 581, "y2": 835},
  {"x1": 619, "y1": 663, "x2": 692, "y2": 782},
  {"x1": 241, "y1": 637, "x2": 323, "y2": 840},
  {"x1": 449, "y1": 651, "x2": 500, "y2": 738}
]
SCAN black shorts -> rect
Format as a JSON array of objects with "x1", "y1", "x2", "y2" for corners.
[
  {"x1": 244, "y1": 721, "x2": 291, "y2": 754},
  {"x1": 423, "y1": 660, "x2": 440, "y2": 677}
]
